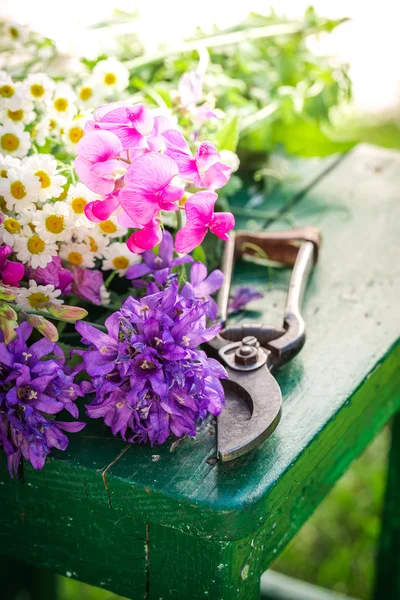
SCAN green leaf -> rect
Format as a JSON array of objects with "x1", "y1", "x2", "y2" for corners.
[
  {"x1": 272, "y1": 118, "x2": 356, "y2": 158},
  {"x1": 216, "y1": 116, "x2": 239, "y2": 152},
  {"x1": 192, "y1": 245, "x2": 207, "y2": 265}
]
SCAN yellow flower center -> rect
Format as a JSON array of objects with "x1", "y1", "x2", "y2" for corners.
[
  {"x1": 45, "y1": 214, "x2": 65, "y2": 234},
  {"x1": 99, "y1": 220, "x2": 117, "y2": 234},
  {"x1": 49, "y1": 119, "x2": 57, "y2": 130},
  {"x1": 1, "y1": 133, "x2": 19, "y2": 152},
  {"x1": 4, "y1": 217, "x2": 21, "y2": 234},
  {"x1": 9, "y1": 27, "x2": 19, "y2": 40},
  {"x1": 28, "y1": 292, "x2": 50, "y2": 309},
  {"x1": 68, "y1": 126, "x2": 83, "y2": 144},
  {"x1": 88, "y1": 237, "x2": 98, "y2": 252},
  {"x1": 30, "y1": 83, "x2": 45, "y2": 98},
  {"x1": 35, "y1": 170, "x2": 51, "y2": 188},
  {"x1": 7, "y1": 109, "x2": 23, "y2": 122},
  {"x1": 27, "y1": 234, "x2": 46, "y2": 255},
  {"x1": 55, "y1": 185, "x2": 68, "y2": 201},
  {"x1": 68, "y1": 251, "x2": 83, "y2": 266},
  {"x1": 1, "y1": 169, "x2": 7, "y2": 178},
  {"x1": 54, "y1": 98, "x2": 68, "y2": 112},
  {"x1": 0, "y1": 197, "x2": 6, "y2": 211},
  {"x1": 104, "y1": 73, "x2": 117, "y2": 86},
  {"x1": 112, "y1": 256, "x2": 129, "y2": 270},
  {"x1": 71, "y1": 197, "x2": 87, "y2": 214},
  {"x1": 0, "y1": 85, "x2": 15, "y2": 98},
  {"x1": 79, "y1": 87, "x2": 92, "y2": 101},
  {"x1": 10, "y1": 180, "x2": 26, "y2": 200}
]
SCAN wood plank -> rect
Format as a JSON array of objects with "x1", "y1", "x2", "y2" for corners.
[{"x1": 0, "y1": 144, "x2": 399, "y2": 597}]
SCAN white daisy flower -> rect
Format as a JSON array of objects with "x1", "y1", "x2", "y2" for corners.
[
  {"x1": 0, "y1": 72, "x2": 24, "y2": 111},
  {"x1": 14, "y1": 231, "x2": 58, "y2": 269},
  {"x1": 22, "y1": 154, "x2": 67, "y2": 202},
  {"x1": 15, "y1": 280, "x2": 63, "y2": 310},
  {"x1": 100, "y1": 284, "x2": 111, "y2": 306},
  {"x1": 23, "y1": 73, "x2": 55, "y2": 103},
  {"x1": 0, "y1": 166, "x2": 40, "y2": 212},
  {"x1": 0, "y1": 209, "x2": 34, "y2": 245},
  {"x1": 0, "y1": 154, "x2": 20, "y2": 179},
  {"x1": 61, "y1": 112, "x2": 91, "y2": 155},
  {"x1": 76, "y1": 78, "x2": 102, "y2": 108},
  {"x1": 92, "y1": 59, "x2": 129, "y2": 96},
  {"x1": 102, "y1": 242, "x2": 140, "y2": 276},
  {"x1": 3, "y1": 96, "x2": 36, "y2": 126},
  {"x1": 32, "y1": 202, "x2": 73, "y2": 242},
  {"x1": 59, "y1": 241, "x2": 95, "y2": 269},
  {"x1": 48, "y1": 82, "x2": 77, "y2": 122},
  {"x1": 95, "y1": 216, "x2": 127, "y2": 238},
  {"x1": 0, "y1": 122, "x2": 31, "y2": 158},
  {"x1": 77, "y1": 227, "x2": 109, "y2": 258},
  {"x1": 1, "y1": 20, "x2": 29, "y2": 47},
  {"x1": 65, "y1": 182, "x2": 97, "y2": 227}
]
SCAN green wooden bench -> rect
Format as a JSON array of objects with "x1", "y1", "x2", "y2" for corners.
[{"x1": 1, "y1": 144, "x2": 399, "y2": 600}]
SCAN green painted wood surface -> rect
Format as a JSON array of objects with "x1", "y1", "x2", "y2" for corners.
[
  {"x1": 373, "y1": 412, "x2": 400, "y2": 599},
  {"x1": 0, "y1": 144, "x2": 399, "y2": 599},
  {"x1": 0, "y1": 557, "x2": 56, "y2": 600}
]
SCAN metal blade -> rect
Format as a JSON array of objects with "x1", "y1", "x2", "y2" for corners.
[{"x1": 217, "y1": 365, "x2": 282, "y2": 462}]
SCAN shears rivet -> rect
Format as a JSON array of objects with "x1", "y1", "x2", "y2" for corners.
[{"x1": 235, "y1": 344, "x2": 258, "y2": 366}]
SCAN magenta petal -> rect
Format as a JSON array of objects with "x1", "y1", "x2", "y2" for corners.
[
  {"x1": 85, "y1": 194, "x2": 120, "y2": 222},
  {"x1": 195, "y1": 141, "x2": 220, "y2": 172},
  {"x1": 128, "y1": 223, "x2": 163, "y2": 252},
  {"x1": 1, "y1": 260, "x2": 24, "y2": 286},
  {"x1": 124, "y1": 152, "x2": 178, "y2": 192},
  {"x1": 76, "y1": 130, "x2": 122, "y2": 162},
  {"x1": 179, "y1": 71, "x2": 203, "y2": 106},
  {"x1": 175, "y1": 225, "x2": 207, "y2": 254},
  {"x1": 184, "y1": 191, "x2": 217, "y2": 227},
  {"x1": 210, "y1": 212, "x2": 235, "y2": 240},
  {"x1": 199, "y1": 161, "x2": 232, "y2": 190},
  {"x1": 119, "y1": 189, "x2": 159, "y2": 226}
]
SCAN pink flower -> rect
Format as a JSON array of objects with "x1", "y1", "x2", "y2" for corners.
[
  {"x1": 119, "y1": 153, "x2": 184, "y2": 226},
  {"x1": 71, "y1": 268, "x2": 105, "y2": 306},
  {"x1": 0, "y1": 244, "x2": 24, "y2": 286},
  {"x1": 88, "y1": 102, "x2": 175, "y2": 153},
  {"x1": 126, "y1": 217, "x2": 163, "y2": 254},
  {"x1": 163, "y1": 130, "x2": 231, "y2": 190},
  {"x1": 84, "y1": 191, "x2": 121, "y2": 222},
  {"x1": 179, "y1": 71, "x2": 203, "y2": 107},
  {"x1": 74, "y1": 130, "x2": 123, "y2": 195},
  {"x1": 27, "y1": 256, "x2": 73, "y2": 294},
  {"x1": 175, "y1": 192, "x2": 235, "y2": 254}
]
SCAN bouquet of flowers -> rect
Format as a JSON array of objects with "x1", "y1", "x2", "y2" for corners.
[{"x1": 0, "y1": 11, "x2": 347, "y2": 477}]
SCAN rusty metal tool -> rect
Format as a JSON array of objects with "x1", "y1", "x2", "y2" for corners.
[{"x1": 209, "y1": 227, "x2": 321, "y2": 462}]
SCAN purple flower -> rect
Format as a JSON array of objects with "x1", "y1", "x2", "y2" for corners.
[
  {"x1": 126, "y1": 230, "x2": 193, "y2": 288},
  {"x1": 229, "y1": 286, "x2": 264, "y2": 313},
  {"x1": 75, "y1": 280, "x2": 226, "y2": 446},
  {"x1": 0, "y1": 323, "x2": 86, "y2": 477},
  {"x1": 27, "y1": 256, "x2": 73, "y2": 295},
  {"x1": 181, "y1": 262, "x2": 223, "y2": 320},
  {"x1": 71, "y1": 267, "x2": 106, "y2": 306}
]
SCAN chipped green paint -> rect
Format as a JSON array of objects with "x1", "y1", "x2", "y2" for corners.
[{"x1": 0, "y1": 145, "x2": 399, "y2": 599}]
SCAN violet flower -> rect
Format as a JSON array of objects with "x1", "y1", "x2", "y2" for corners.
[
  {"x1": 0, "y1": 323, "x2": 86, "y2": 477},
  {"x1": 181, "y1": 262, "x2": 223, "y2": 320},
  {"x1": 75, "y1": 280, "x2": 227, "y2": 446},
  {"x1": 71, "y1": 267, "x2": 107, "y2": 306},
  {"x1": 126, "y1": 230, "x2": 192, "y2": 288},
  {"x1": 27, "y1": 256, "x2": 73, "y2": 295},
  {"x1": 229, "y1": 286, "x2": 264, "y2": 313},
  {"x1": 0, "y1": 244, "x2": 24, "y2": 287}
]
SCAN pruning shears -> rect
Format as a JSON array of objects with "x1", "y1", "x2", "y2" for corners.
[{"x1": 208, "y1": 227, "x2": 321, "y2": 462}]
